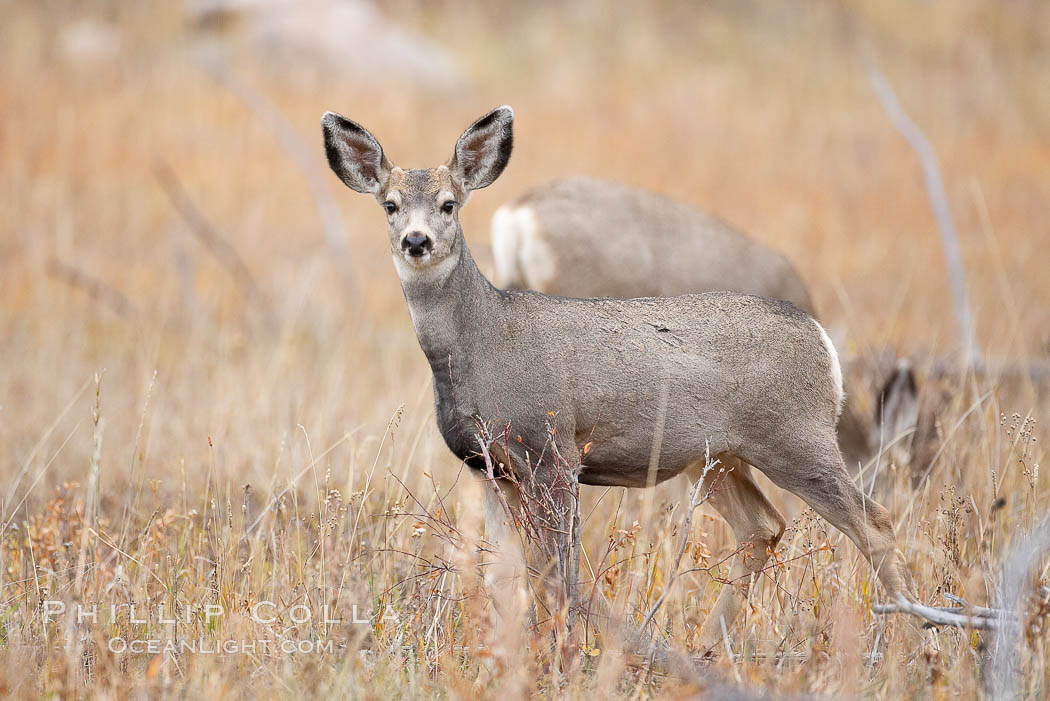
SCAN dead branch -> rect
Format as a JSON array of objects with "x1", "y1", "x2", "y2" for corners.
[
  {"x1": 931, "y1": 355, "x2": 1050, "y2": 382},
  {"x1": 205, "y1": 65, "x2": 357, "y2": 295},
  {"x1": 873, "y1": 510, "x2": 1050, "y2": 696},
  {"x1": 866, "y1": 59, "x2": 979, "y2": 366},
  {"x1": 46, "y1": 258, "x2": 135, "y2": 318},
  {"x1": 943, "y1": 592, "x2": 1017, "y2": 619},
  {"x1": 153, "y1": 161, "x2": 274, "y2": 326},
  {"x1": 872, "y1": 595, "x2": 1009, "y2": 631}
]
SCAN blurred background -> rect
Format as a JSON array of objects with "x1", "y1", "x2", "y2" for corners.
[
  {"x1": 2, "y1": 2, "x2": 1049, "y2": 694},
  {"x1": 2, "y1": 0, "x2": 1049, "y2": 512}
]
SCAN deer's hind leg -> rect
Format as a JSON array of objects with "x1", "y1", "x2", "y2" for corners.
[
  {"x1": 688, "y1": 455, "x2": 786, "y2": 654},
  {"x1": 751, "y1": 437, "x2": 914, "y2": 605}
]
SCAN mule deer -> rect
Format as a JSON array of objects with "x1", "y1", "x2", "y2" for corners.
[
  {"x1": 490, "y1": 176, "x2": 814, "y2": 314},
  {"x1": 492, "y1": 176, "x2": 934, "y2": 486},
  {"x1": 321, "y1": 106, "x2": 914, "y2": 653}
]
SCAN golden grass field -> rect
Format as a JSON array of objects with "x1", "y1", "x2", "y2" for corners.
[{"x1": 2, "y1": 1, "x2": 1049, "y2": 698}]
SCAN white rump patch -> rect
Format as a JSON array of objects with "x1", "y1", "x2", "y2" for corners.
[
  {"x1": 490, "y1": 204, "x2": 522, "y2": 287},
  {"x1": 490, "y1": 205, "x2": 554, "y2": 290},
  {"x1": 812, "y1": 318, "x2": 845, "y2": 415}
]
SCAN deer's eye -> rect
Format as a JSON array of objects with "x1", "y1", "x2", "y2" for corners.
[
  {"x1": 383, "y1": 201, "x2": 398, "y2": 215},
  {"x1": 441, "y1": 200, "x2": 456, "y2": 214}
]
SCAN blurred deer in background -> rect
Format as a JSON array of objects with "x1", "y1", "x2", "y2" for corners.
[
  {"x1": 839, "y1": 354, "x2": 941, "y2": 495},
  {"x1": 322, "y1": 105, "x2": 916, "y2": 654},
  {"x1": 491, "y1": 176, "x2": 815, "y2": 313}
]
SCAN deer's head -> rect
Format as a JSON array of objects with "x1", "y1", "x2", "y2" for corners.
[{"x1": 322, "y1": 106, "x2": 513, "y2": 278}]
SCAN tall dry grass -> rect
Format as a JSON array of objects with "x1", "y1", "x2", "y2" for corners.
[{"x1": 1, "y1": 0, "x2": 1048, "y2": 698}]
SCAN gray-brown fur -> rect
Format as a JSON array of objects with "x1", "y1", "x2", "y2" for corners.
[
  {"x1": 425, "y1": 256, "x2": 837, "y2": 491},
  {"x1": 493, "y1": 177, "x2": 938, "y2": 482},
  {"x1": 321, "y1": 105, "x2": 914, "y2": 653},
  {"x1": 491, "y1": 176, "x2": 814, "y2": 314}
]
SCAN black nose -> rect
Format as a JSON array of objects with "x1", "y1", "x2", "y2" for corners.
[{"x1": 401, "y1": 233, "x2": 432, "y2": 257}]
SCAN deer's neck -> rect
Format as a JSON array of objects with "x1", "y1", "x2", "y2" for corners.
[{"x1": 396, "y1": 238, "x2": 502, "y2": 373}]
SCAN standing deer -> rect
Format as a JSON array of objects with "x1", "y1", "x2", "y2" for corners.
[
  {"x1": 491, "y1": 178, "x2": 937, "y2": 482},
  {"x1": 490, "y1": 176, "x2": 815, "y2": 314},
  {"x1": 321, "y1": 106, "x2": 914, "y2": 653}
]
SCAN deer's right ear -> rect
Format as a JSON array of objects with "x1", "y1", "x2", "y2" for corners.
[
  {"x1": 322, "y1": 112, "x2": 391, "y2": 195},
  {"x1": 877, "y1": 360, "x2": 920, "y2": 441}
]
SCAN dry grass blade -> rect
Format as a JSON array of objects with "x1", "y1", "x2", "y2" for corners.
[{"x1": 3, "y1": 3, "x2": 1049, "y2": 698}]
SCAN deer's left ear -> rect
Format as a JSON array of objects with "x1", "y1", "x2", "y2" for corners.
[{"x1": 448, "y1": 106, "x2": 514, "y2": 191}]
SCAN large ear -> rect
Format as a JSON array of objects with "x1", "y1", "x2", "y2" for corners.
[
  {"x1": 322, "y1": 112, "x2": 392, "y2": 194},
  {"x1": 876, "y1": 360, "x2": 920, "y2": 444},
  {"x1": 448, "y1": 106, "x2": 514, "y2": 191}
]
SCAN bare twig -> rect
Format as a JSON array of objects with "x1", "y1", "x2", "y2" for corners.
[
  {"x1": 638, "y1": 445, "x2": 719, "y2": 633},
  {"x1": 943, "y1": 592, "x2": 1016, "y2": 619},
  {"x1": 46, "y1": 258, "x2": 135, "y2": 318},
  {"x1": 866, "y1": 59, "x2": 979, "y2": 366},
  {"x1": 204, "y1": 65, "x2": 357, "y2": 294},
  {"x1": 873, "y1": 511, "x2": 1050, "y2": 694},
  {"x1": 474, "y1": 418, "x2": 583, "y2": 633},
  {"x1": 153, "y1": 160, "x2": 274, "y2": 325},
  {"x1": 872, "y1": 594, "x2": 1009, "y2": 631}
]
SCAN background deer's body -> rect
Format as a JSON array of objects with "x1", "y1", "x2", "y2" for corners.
[
  {"x1": 491, "y1": 176, "x2": 814, "y2": 314},
  {"x1": 322, "y1": 106, "x2": 913, "y2": 653}
]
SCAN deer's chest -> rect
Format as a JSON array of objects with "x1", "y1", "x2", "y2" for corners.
[{"x1": 431, "y1": 366, "x2": 489, "y2": 472}]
